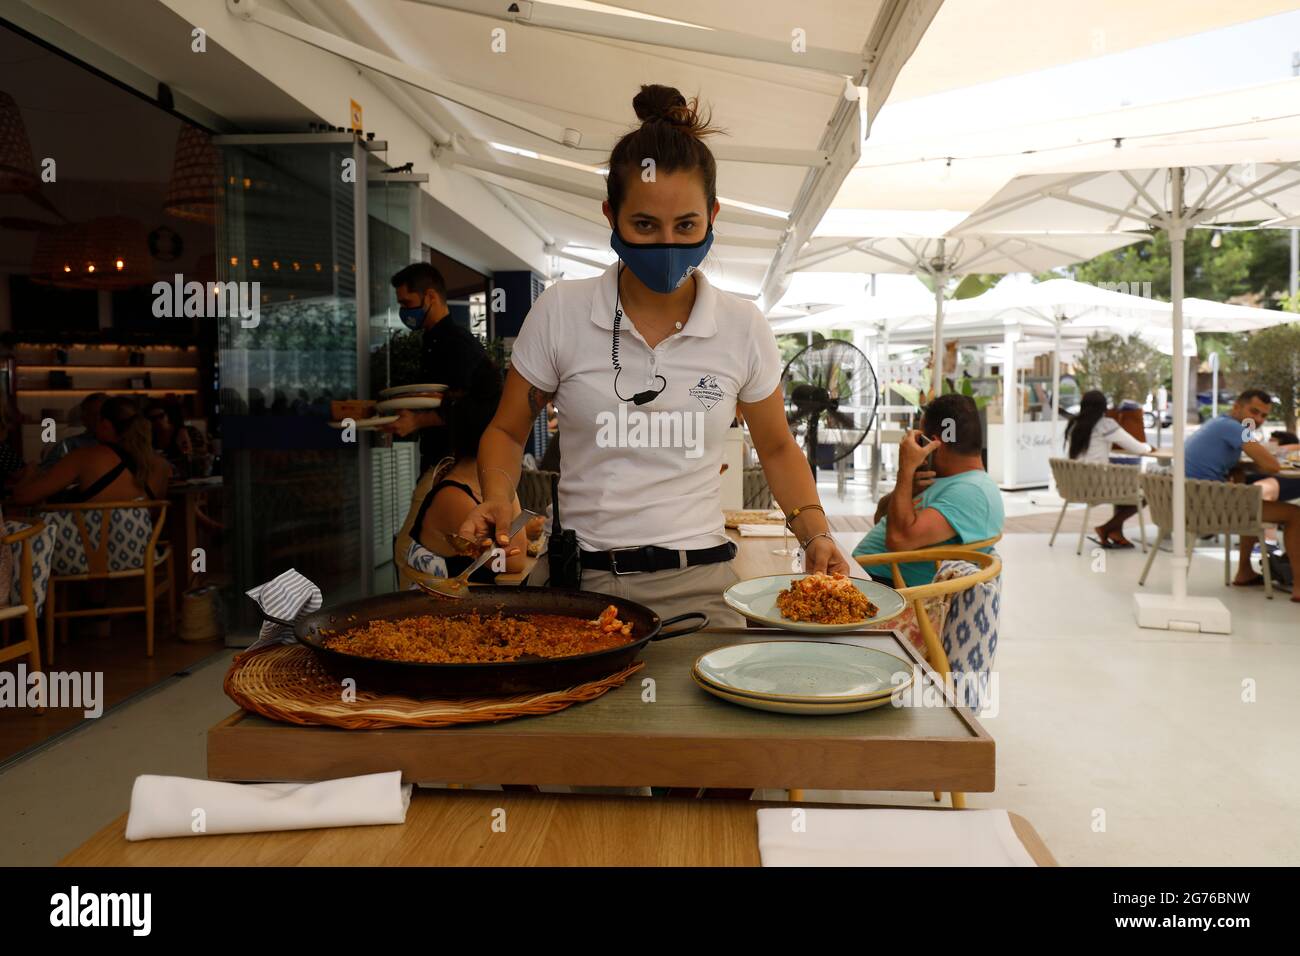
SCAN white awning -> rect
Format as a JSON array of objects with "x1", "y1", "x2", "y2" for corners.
[
  {"x1": 23, "y1": 0, "x2": 942, "y2": 299},
  {"x1": 886, "y1": 0, "x2": 1299, "y2": 104}
]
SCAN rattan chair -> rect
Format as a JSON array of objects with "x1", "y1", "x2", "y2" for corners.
[
  {"x1": 1048, "y1": 458, "x2": 1147, "y2": 554},
  {"x1": 743, "y1": 466, "x2": 775, "y2": 509},
  {"x1": 42, "y1": 501, "x2": 173, "y2": 661},
  {"x1": 0, "y1": 521, "x2": 46, "y2": 708},
  {"x1": 854, "y1": 547, "x2": 1002, "y2": 810},
  {"x1": 1138, "y1": 473, "x2": 1274, "y2": 598},
  {"x1": 517, "y1": 468, "x2": 557, "y2": 516}
]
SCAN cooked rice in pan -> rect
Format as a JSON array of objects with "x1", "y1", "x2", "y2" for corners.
[
  {"x1": 321, "y1": 605, "x2": 634, "y2": 663},
  {"x1": 776, "y1": 572, "x2": 877, "y2": 625}
]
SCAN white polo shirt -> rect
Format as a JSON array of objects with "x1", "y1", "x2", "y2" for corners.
[{"x1": 510, "y1": 264, "x2": 783, "y2": 552}]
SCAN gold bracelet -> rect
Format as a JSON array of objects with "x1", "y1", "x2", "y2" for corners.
[{"x1": 784, "y1": 503, "x2": 825, "y2": 532}]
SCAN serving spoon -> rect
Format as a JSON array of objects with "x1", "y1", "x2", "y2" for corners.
[{"x1": 416, "y1": 509, "x2": 540, "y2": 599}]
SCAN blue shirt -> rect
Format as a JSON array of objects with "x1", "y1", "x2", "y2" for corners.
[
  {"x1": 1184, "y1": 415, "x2": 1245, "y2": 481},
  {"x1": 854, "y1": 470, "x2": 1004, "y2": 587}
]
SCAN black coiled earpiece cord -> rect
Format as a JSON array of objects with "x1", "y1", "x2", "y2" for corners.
[{"x1": 612, "y1": 264, "x2": 667, "y2": 406}]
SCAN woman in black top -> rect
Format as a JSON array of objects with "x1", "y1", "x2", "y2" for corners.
[
  {"x1": 412, "y1": 384, "x2": 541, "y2": 581},
  {"x1": 12, "y1": 397, "x2": 169, "y2": 507}
]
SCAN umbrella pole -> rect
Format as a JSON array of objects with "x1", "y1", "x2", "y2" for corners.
[
  {"x1": 1051, "y1": 316, "x2": 1062, "y2": 454},
  {"x1": 930, "y1": 257, "x2": 945, "y2": 401},
  {"x1": 1169, "y1": 168, "x2": 1189, "y2": 603},
  {"x1": 1134, "y1": 166, "x2": 1230, "y2": 633}
]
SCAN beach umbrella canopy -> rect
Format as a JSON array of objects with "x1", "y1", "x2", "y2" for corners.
[
  {"x1": 791, "y1": 232, "x2": 1143, "y2": 393},
  {"x1": 957, "y1": 157, "x2": 1300, "y2": 632}
]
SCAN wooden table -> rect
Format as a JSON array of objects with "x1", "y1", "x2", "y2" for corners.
[
  {"x1": 209, "y1": 625, "x2": 992, "y2": 794},
  {"x1": 60, "y1": 789, "x2": 1054, "y2": 866},
  {"x1": 729, "y1": 514, "x2": 872, "y2": 580},
  {"x1": 1133, "y1": 446, "x2": 1300, "y2": 477}
]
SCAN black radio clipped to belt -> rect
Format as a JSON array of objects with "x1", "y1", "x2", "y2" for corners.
[{"x1": 546, "y1": 472, "x2": 582, "y2": 589}]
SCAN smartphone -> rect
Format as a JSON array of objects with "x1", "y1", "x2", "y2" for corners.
[{"x1": 915, "y1": 433, "x2": 932, "y2": 447}]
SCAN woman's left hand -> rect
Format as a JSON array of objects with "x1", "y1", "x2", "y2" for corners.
[{"x1": 803, "y1": 534, "x2": 849, "y2": 575}]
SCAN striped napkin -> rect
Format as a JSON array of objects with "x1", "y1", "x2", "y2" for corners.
[{"x1": 245, "y1": 568, "x2": 322, "y2": 652}]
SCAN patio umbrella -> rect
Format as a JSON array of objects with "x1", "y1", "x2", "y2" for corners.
[
  {"x1": 889, "y1": 277, "x2": 1195, "y2": 472},
  {"x1": 792, "y1": 233, "x2": 1144, "y2": 397},
  {"x1": 1176, "y1": 297, "x2": 1293, "y2": 332},
  {"x1": 957, "y1": 159, "x2": 1300, "y2": 633}
]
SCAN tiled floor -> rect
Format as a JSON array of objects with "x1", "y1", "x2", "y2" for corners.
[{"x1": 2, "y1": 478, "x2": 1296, "y2": 866}]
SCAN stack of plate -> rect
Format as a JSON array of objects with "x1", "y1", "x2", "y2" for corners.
[
  {"x1": 692, "y1": 641, "x2": 914, "y2": 715},
  {"x1": 377, "y1": 383, "x2": 447, "y2": 414}
]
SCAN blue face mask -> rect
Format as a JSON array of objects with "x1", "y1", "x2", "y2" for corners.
[
  {"x1": 398, "y1": 302, "x2": 427, "y2": 330},
  {"x1": 610, "y1": 225, "x2": 713, "y2": 294}
]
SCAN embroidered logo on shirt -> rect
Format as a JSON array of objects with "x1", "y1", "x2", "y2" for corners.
[{"x1": 689, "y1": 374, "x2": 724, "y2": 411}]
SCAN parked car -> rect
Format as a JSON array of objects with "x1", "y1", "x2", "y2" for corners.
[{"x1": 1196, "y1": 389, "x2": 1235, "y2": 408}]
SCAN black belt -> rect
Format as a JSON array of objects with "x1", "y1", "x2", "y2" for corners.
[{"x1": 580, "y1": 541, "x2": 737, "y2": 575}]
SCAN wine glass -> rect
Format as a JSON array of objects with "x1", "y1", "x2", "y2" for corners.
[{"x1": 772, "y1": 521, "x2": 798, "y2": 557}]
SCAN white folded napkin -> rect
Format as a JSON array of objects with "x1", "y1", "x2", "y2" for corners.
[
  {"x1": 245, "y1": 568, "x2": 322, "y2": 652},
  {"x1": 124, "y1": 772, "x2": 413, "y2": 841},
  {"x1": 737, "y1": 523, "x2": 791, "y2": 537},
  {"x1": 756, "y1": 808, "x2": 1037, "y2": 867}
]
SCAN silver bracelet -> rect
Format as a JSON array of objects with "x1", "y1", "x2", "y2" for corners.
[{"x1": 799, "y1": 531, "x2": 834, "y2": 551}]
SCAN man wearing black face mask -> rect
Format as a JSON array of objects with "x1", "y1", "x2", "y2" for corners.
[{"x1": 384, "y1": 262, "x2": 497, "y2": 472}]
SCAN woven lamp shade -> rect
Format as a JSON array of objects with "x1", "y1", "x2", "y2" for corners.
[
  {"x1": 0, "y1": 90, "x2": 39, "y2": 194},
  {"x1": 163, "y1": 125, "x2": 220, "y2": 223}
]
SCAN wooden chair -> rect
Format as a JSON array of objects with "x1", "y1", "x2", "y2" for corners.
[
  {"x1": 1138, "y1": 473, "x2": 1275, "y2": 597},
  {"x1": 1048, "y1": 458, "x2": 1147, "y2": 554},
  {"x1": 0, "y1": 521, "x2": 47, "y2": 711},
  {"x1": 855, "y1": 547, "x2": 1003, "y2": 810},
  {"x1": 42, "y1": 501, "x2": 174, "y2": 662}
]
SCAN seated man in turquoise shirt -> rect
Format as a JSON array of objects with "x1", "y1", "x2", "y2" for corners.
[{"x1": 854, "y1": 393, "x2": 1004, "y2": 587}]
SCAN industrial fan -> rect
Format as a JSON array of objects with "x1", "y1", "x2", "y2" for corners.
[{"x1": 783, "y1": 338, "x2": 878, "y2": 472}]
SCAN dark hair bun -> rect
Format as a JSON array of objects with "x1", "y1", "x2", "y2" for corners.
[
  {"x1": 630, "y1": 84, "x2": 720, "y2": 140},
  {"x1": 633, "y1": 84, "x2": 690, "y2": 124}
]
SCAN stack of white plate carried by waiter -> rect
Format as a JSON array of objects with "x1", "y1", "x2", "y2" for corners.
[{"x1": 376, "y1": 383, "x2": 447, "y2": 414}]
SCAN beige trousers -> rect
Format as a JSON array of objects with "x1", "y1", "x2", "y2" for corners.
[{"x1": 526, "y1": 557, "x2": 745, "y2": 628}]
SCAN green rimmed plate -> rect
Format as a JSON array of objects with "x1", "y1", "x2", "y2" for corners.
[
  {"x1": 690, "y1": 670, "x2": 900, "y2": 715},
  {"x1": 723, "y1": 574, "x2": 906, "y2": 633},
  {"x1": 694, "y1": 641, "x2": 914, "y2": 704}
]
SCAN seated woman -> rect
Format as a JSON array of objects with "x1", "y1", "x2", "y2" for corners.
[
  {"x1": 10, "y1": 397, "x2": 171, "y2": 573},
  {"x1": 405, "y1": 390, "x2": 542, "y2": 583},
  {"x1": 1064, "y1": 389, "x2": 1152, "y2": 549}
]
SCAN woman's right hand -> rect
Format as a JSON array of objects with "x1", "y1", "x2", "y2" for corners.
[{"x1": 458, "y1": 497, "x2": 517, "y2": 549}]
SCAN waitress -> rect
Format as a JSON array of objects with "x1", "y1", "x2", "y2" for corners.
[{"x1": 460, "y1": 84, "x2": 847, "y2": 625}]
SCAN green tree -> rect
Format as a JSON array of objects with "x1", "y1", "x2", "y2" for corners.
[
  {"x1": 1233, "y1": 324, "x2": 1300, "y2": 431},
  {"x1": 1074, "y1": 333, "x2": 1170, "y2": 406},
  {"x1": 1046, "y1": 228, "x2": 1291, "y2": 304}
]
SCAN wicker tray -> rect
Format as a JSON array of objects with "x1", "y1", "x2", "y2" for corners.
[{"x1": 224, "y1": 644, "x2": 644, "y2": 730}]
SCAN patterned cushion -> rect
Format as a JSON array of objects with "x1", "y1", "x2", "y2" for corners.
[
  {"x1": 936, "y1": 557, "x2": 1001, "y2": 710},
  {"x1": 894, "y1": 598, "x2": 949, "y2": 657},
  {"x1": 5, "y1": 519, "x2": 56, "y2": 616},
  {"x1": 404, "y1": 539, "x2": 449, "y2": 583},
  {"x1": 41, "y1": 507, "x2": 157, "y2": 576}
]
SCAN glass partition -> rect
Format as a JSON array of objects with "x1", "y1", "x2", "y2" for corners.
[
  {"x1": 365, "y1": 171, "x2": 424, "y2": 582},
  {"x1": 214, "y1": 135, "x2": 373, "y2": 631}
]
